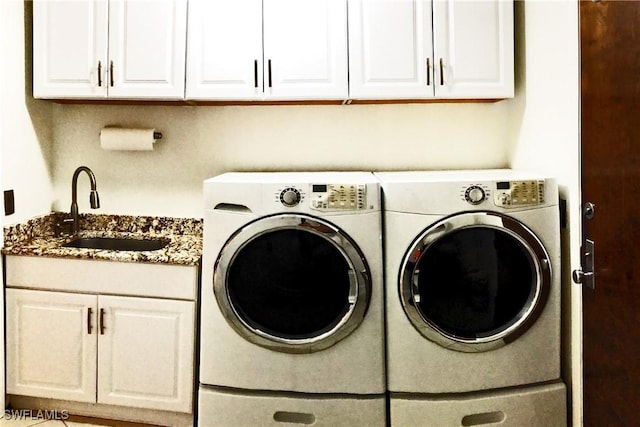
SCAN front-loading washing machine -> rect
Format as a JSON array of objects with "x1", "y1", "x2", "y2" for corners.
[
  {"x1": 375, "y1": 170, "x2": 567, "y2": 426},
  {"x1": 198, "y1": 172, "x2": 386, "y2": 427}
]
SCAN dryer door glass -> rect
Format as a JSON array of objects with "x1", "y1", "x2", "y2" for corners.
[
  {"x1": 415, "y1": 227, "x2": 534, "y2": 338},
  {"x1": 214, "y1": 214, "x2": 371, "y2": 353},
  {"x1": 400, "y1": 212, "x2": 551, "y2": 352}
]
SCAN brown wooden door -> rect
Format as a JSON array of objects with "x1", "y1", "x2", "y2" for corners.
[{"x1": 580, "y1": 1, "x2": 640, "y2": 425}]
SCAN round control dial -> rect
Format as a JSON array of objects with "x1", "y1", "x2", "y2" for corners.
[
  {"x1": 464, "y1": 185, "x2": 486, "y2": 205},
  {"x1": 280, "y1": 187, "x2": 301, "y2": 207}
]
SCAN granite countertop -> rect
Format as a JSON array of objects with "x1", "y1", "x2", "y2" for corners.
[{"x1": 2, "y1": 212, "x2": 203, "y2": 266}]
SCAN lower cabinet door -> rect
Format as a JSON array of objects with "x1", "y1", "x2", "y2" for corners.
[
  {"x1": 97, "y1": 295, "x2": 195, "y2": 413},
  {"x1": 6, "y1": 289, "x2": 98, "y2": 402}
]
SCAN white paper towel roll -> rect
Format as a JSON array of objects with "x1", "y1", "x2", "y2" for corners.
[{"x1": 100, "y1": 127, "x2": 158, "y2": 151}]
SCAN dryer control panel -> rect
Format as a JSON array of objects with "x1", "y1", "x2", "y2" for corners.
[
  {"x1": 310, "y1": 183, "x2": 367, "y2": 211},
  {"x1": 493, "y1": 180, "x2": 545, "y2": 207}
]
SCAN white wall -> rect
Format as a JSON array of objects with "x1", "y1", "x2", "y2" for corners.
[
  {"x1": 50, "y1": 102, "x2": 512, "y2": 217},
  {"x1": 1, "y1": 0, "x2": 54, "y2": 225},
  {"x1": 508, "y1": 1, "x2": 582, "y2": 425}
]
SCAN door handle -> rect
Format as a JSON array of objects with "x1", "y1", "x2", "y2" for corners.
[
  {"x1": 268, "y1": 59, "x2": 272, "y2": 88},
  {"x1": 573, "y1": 239, "x2": 595, "y2": 289},
  {"x1": 439, "y1": 58, "x2": 445, "y2": 85},
  {"x1": 97, "y1": 61, "x2": 102, "y2": 87},
  {"x1": 573, "y1": 201, "x2": 596, "y2": 289},
  {"x1": 109, "y1": 61, "x2": 114, "y2": 87}
]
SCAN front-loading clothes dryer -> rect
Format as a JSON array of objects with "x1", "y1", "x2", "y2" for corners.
[
  {"x1": 375, "y1": 170, "x2": 566, "y2": 425},
  {"x1": 198, "y1": 172, "x2": 386, "y2": 427},
  {"x1": 376, "y1": 170, "x2": 567, "y2": 426}
]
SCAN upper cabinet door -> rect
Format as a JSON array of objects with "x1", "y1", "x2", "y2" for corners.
[
  {"x1": 186, "y1": 0, "x2": 263, "y2": 100},
  {"x1": 108, "y1": 0, "x2": 187, "y2": 99},
  {"x1": 33, "y1": 0, "x2": 108, "y2": 99},
  {"x1": 433, "y1": 0, "x2": 514, "y2": 99},
  {"x1": 263, "y1": 0, "x2": 348, "y2": 100},
  {"x1": 348, "y1": 0, "x2": 433, "y2": 100}
]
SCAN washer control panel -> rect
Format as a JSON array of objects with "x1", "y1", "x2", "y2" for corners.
[
  {"x1": 273, "y1": 183, "x2": 367, "y2": 210},
  {"x1": 493, "y1": 180, "x2": 545, "y2": 207},
  {"x1": 310, "y1": 183, "x2": 367, "y2": 211}
]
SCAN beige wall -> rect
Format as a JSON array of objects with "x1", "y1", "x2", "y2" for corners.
[
  {"x1": 50, "y1": 102, "x2": 512, "y2": 217},
  {"x1": 1, "y1": 0, "x2": 54, "y2": 225}
]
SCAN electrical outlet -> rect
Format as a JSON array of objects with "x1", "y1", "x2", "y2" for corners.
[{"x1": 4, "y1": 190, "x2": 15, "y2": 215}]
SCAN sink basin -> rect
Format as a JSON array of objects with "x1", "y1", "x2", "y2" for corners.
[{"x1": 63, "y1": 237, "x2": 169, "y2": 252}]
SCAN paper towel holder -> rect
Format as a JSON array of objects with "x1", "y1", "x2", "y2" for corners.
[{"x1": 102, "y1": 127, "x2": 162, "y2": 140}]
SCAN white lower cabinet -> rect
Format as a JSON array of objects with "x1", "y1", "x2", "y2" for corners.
[
  {"x1": 98, "y1": 295, "x2": 195, "y2": 412},
  {"x1": 6, "y1": 290, "x2": 97, "y2": 403},
  {"x1": 6, "y1": 289, "x2": 195, "y2": 413}
]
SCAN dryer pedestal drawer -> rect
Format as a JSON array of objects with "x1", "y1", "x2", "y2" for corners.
[
  {"x1": 198, "y1": 387, "x2": 386, "y2": 427},
  {"x1": 390, "y1": 382, "x2": 567, "y2": 427}
]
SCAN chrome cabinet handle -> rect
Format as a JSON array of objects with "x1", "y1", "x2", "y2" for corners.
[
  {"x1": 109, "y1": 61, "x2": 114, "y2": 87},
  {"x1": 97, "y1": 61, "x2": 102, "y2": 87},
  {"x1": 439, "y1": 58, "x2": 444, "y2": 85},
  {"x1": 87, "y1": 307, "x2": 93, "y2": 334}
]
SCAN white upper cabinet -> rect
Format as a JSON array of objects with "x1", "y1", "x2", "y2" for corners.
[
  {"x1": 186, "y1": 0, "x2": 348, "y2": 101},
  {"x1": 433, "y1": 0, "x2": 514, "y2": 99},
  {"x1": 262, "y1": 0, "x2": 348, "y2": 100},
  {"x1": 186, "y1": 0, "x2": 263, "y2": 100},
  {"x1": 348, "y1": 0, "x2": 433, "y2": 99},
  {"x1": 33, "y1": 0, "x2": 108, "y2": 98},
  {"x1": 33, "y1": 0, "x2": 187, "y2": 100},
  {"x1": 34, "y1": 0, "x2": 510, "y2": 101},
  {"x1": 107, "y1": 0, "x2": 187, "y2": 99},
  {"x1": 348, "y1": 0, "x2": 514, "y2": 100}
]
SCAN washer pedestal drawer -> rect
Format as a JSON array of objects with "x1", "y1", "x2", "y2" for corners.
[
  {"x1": 198, "y1": 387, "x2": 386, "y2": 427},
  {"x1": 390, "y1": 382, "x2": 567, "y2": 427}
]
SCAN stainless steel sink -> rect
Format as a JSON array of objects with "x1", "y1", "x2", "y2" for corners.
[{"x1": 63, "y1": 237, "x2": 169, "y2": 252}]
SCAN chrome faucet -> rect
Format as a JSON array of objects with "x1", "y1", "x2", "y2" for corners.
[{"x1": 68, "y1": 166, "x2": 100, "y2": 234}]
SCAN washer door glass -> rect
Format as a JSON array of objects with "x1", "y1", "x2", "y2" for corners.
[
  {"x1": 400, "y1": 212, "x2": 551, "y2": 352},
  {"x1": 215, "y1": 214, "x2": 371, "y2": 353}
]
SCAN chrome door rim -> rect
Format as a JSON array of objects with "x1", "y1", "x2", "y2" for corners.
[
  {"x1": 214, "y1": 214, "x2": 371, "y2": 354},
  {"x1": 399, "y1": 211, "x2": 551, "y2": 353}
]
